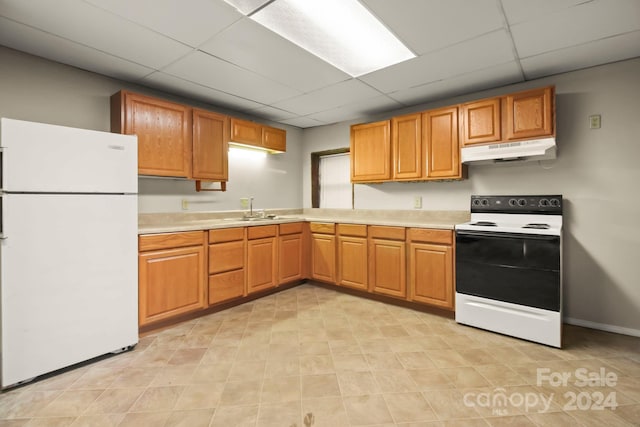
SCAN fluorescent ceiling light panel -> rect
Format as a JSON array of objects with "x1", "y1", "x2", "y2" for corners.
[{"x1": 226, "y1": 0, "x2": 415, "y2": 77}]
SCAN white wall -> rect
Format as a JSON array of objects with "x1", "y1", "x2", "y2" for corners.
[
  {"x1": 0, "y1": 46, "x2": 303, "y2": 213},
  {"x1": 302, "y1": 58, "x2": 640, "y2": 334}
]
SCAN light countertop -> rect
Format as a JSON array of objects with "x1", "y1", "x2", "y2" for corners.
[{"x1": 139, "y1": 208, "x2": 470, "y2": 235}]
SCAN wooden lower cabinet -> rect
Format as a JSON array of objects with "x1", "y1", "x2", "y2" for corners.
[
  {"x1": 311, "y1": 233, "x2": 336, "y2": 283},
  {"x1": 337, "y1": 236, "x2": 367, "y2": 290},
  {"x1": 208, "y1": 229, "x2": 245, "y2": 305},
  {"x1": 337, "y1": 224, "x2": 368, "y2": 290},
  {"x1": 138, "y1": 231, "x2": 206, "y2": 327},
  {"x1": 208, "y1": 269, "x2": 244, "y2": 305},
  {"x1": 368, "y1": 226, "x2": 406, "y2": 298},
  {"x1": 408, "y1": 229, "x2": 454, "y2": 310},
  {"x1": 279, "y1": 223, "x2": 304, "y2": 284},
  {"x1": 247, "y1": 226, "x2": 277, "y2": 293}
]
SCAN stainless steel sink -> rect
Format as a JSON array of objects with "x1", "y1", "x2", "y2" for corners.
[{"x1": 223, "y1": 215, "x2": 278, "y2": 222}]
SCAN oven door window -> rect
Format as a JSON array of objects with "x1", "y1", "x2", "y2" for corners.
[{"x1": 456, "y1": 231, "x2": 560, "y2": 311}]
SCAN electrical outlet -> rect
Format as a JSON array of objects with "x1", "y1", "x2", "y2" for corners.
[
  {"x1": 240, "y1": 198, "x2": 249, "y2": 209},
  {"x1": 181, "y1": 199, "x2": 188, "y2": 210},
  {"x1": 589, "y1": 114, "x2": 601, "y2": 129},
  {"x1": 414, "y1": 196, "x2": 422, "y2": 209}
]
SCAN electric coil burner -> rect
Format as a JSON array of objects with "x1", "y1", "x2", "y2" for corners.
[{"x1": 455, "y1": 195, "x2": 563, "y2": 347}]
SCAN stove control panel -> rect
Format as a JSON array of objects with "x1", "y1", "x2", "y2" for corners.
[{"x1": 471, "y1": 195, "x2": 563, "y2": 214}]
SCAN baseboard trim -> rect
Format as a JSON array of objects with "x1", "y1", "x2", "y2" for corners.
[{"x1": 564, "y1": 317, "x2": 640, "y2": 338}]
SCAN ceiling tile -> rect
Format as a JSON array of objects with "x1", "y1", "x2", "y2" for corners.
[
  {"x1": 307, "y1": 95, "x2": 404, "y2": 124},
  {"x1": 0, "y1": 0, "x2": 192, "y2": 69},
  {"x1": 200, "y1": 18, "x2": 350, "y2": 92},
  {"x1": 279, "y1": 116, "x2": 327, "y2": 129},
  {"x1": 141, "y1": 71, "x2": 265, "y2": 111},
  {"x1": 0, "y1": 17, "x2": 154, "y2": 80},
  {"x1": 521, "y1": 31, "x2": 640, "y2": 79},
  {"x1": 511, "y1": 0, "x2": 640, "y2": 58},
  {"x1": 272, "y1": 79, "x2": 381, "y2": 116},
  {"x1": 500, "y1": 0, "x2": 586, "y2": 25},
  {"x1": 161, "y1": 51, "x2": 302, "y2": 105},
  {"x1": 363, "y1": 0, "x2": 504, "y2": 55},
  {"x1": 387, "y1": 61, "x2": 523, "y2": 105},
  {"x1": 360, "y1": 29, "x2": 517, "y2": 93},
  {"x1": 84, "y1": 0, "x2": 242, "y2": 47},
  {"x1": 246, "y1": 105, "x2": 298, "y2": 122}
]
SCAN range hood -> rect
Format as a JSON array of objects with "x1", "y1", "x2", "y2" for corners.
[{"x1": 461, "y1": 137, "x2": 556, "y2": 164}]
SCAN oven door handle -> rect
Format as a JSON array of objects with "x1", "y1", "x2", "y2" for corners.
[{"x1": 455, "y1": 230, "x2": 560, "y2": 241}]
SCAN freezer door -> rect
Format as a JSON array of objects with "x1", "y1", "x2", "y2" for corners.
[
  {"x1": 1, "y1": 118, "x2": 137, "y2": 193},
  {"x1": 1, "y1": 194, "x2": 138, "y2": 388}
]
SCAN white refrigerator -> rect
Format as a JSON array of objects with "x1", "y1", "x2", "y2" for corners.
[{"x1": 0, "y1": 118, "x2": 138, "y2": 389}]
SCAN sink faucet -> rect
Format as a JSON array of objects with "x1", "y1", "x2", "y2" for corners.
[{"x1": 249, "y1": 196, "x2": 254, "y2": 217}]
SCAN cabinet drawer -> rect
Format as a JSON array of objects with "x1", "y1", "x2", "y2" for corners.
[
  {"x1": 247, "y1": 225, "x2": 277, "y2": 239},
  {"x1": 209, "y1": 240, "x2": 244, "y2": 274},
  {"x1": 337, "y1": 224, "x2": 367, "y2": 237},
  {"x1": 139, "y1": 231, "x2": 204, "y2": 251},
  {"x1": 209, "y1": 227, "x2": 244, "y2": 243},
  {"x1": 368, "y1": 226, "x2": 405, "y2": 240},
  {"x1": 309, "y1": 222, "x2": 335, "y2": 234},
  {"x1": 209, "y1": 269, "x2": 244, "y2": 305},
  {"x1": 408, "y1": 228, "x2": 453, "y2": 245},
  {"x1": 279, "y1": 222, "x2": 303, "y2": 235}
]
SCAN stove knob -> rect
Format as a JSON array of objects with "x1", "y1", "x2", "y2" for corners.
[
  {"x1": 550, "y1": 198, "x2": 561, "y2": 207},
  {"x1": 508, "y1": 198, "x2": 518, "y2": 207},
  {"x1": 472, "y1": 199, "x2": 480, "y2": 206},
  {"x1": 481, "y1": 199, "x2": 489, "y2": 206},
  {"x1": 539, "y1": 198, "x2": 549, "y2": 207},
  {"x1": 518, "y1": 198, "x2": 527, "y2": 207}
]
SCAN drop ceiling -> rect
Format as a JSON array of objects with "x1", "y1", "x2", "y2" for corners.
[{"x1": 1, "y1": 0, "x2": 639, "y2": 128}]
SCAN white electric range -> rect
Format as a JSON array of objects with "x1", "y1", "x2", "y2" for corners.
[{"x1": 455, "y1": 195, "x2": 563, "y2": 347}]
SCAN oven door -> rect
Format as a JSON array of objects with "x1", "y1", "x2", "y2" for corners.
[{"x1": 455, "y1": 230, "x2": 560, "y2": 311}]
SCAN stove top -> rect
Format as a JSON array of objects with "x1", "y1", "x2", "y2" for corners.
[{"x1": 457, "y1": 195, "x2": 563, "y2": 236}]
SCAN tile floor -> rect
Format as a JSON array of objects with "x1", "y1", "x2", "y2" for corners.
[{"x1": 0, "y1": 284, "x2": 639, "y2": 426}]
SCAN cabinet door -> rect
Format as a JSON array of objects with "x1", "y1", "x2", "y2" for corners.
[
  {"x1": 350, "y1": 120, "x2": 391, "y2": 182},
  {"x1": 409, "y1": 242, "x2": 453, "y2": 310},
  {"x1": 138, "y1": 245, "x2": 205, "y2": 326},
  {"x1": 192, "y1": 109, "x2": 228, "y2": 181},
  {"x1": 424, "y1": 106, "x2": 460, "y2": 179},
  {"x1": 337, "y1": 236, "x2": 367, "y2": 290},
  {"x1": 392, "y1": 113, "x2": 422, "y2": 180},
  {"x1": 279, "y1": 233, "x2": 303, "y2": 284},
  {"x1": 461, "y1": 98, "x2": 501, "y2": 146},
  {"x1": 505, "y1": 87, "x2": 554, "y2": 140},
  {"x1": 369, "y1": 238, "x2": 406, "y2": 298},
  {"x1": 263, "y1": 126, "x2": 286, "y2": 152},
  {"x1": 120, "y1": 92, "x2": 192, "y2": 177},
  {"x1": 247, "y1": 237, "x2": 277, "y2": 294},
  {"x1": 230, "y1": 118, "x2": 261, "y2": 146},
  {"x1": 311, "y1": 233, "x2": 336, "y2": 283}
]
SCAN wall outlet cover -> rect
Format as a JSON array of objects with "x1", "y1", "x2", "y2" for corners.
[{"x1": 414, "y1": 196, "x2": 422, "y2": 209}]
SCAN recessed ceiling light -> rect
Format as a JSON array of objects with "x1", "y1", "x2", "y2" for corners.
[{"x1": 224, "y1": 0, "x2": 415, "y2": 77}]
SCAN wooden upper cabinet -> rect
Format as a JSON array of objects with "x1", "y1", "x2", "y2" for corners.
[
  {"x1": 351, "y1": 120, "x2": 391, "y2": 182},
  {"x1": 392, "y1": 113, "x2": 422, "y2": 180},
  {"x1": 230, "y1": 118, "x2": 286, "y2": 152},
  {"x1": 461, "y1": 97, "x2": 501, "y2": 146},
  {"x1": 505, "y1": 86, "x2": 554, "y2": 140},
  {"x1": 111, "y1": 91, "x2": 192, "y2": 177},
  {"x1": 192, "y1": 109, "x2": 228, "y2": 181},
  {"x1": 230, "y1": 118, "x2": 261, "y2": 145},
  {"x1": 424, "y1": 106, "x2": 460, "y2": 179},
  {"x1": 263, "y1": 126, "x2": 286, "y2": 152}
]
